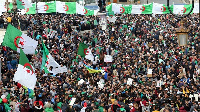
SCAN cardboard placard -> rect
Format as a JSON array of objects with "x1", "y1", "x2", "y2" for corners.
[{"x1": 147, "y1": 69, "x2": 152, "y2": 77}]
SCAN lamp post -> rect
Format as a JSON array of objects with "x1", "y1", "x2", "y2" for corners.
[
  {"x1": 167, "y1": 0, "x2": 194, "y2": 47},
  {"x1": 12, "y1": 0, "x2": 17, "y2": 18}
]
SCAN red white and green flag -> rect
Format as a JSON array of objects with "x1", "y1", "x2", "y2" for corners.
[
  {"x1": 152, "y1": 3, "x2": 173, "y2": 14},
  {"x1": 14, "y1": 48, "x2": 37, "y2": 90},
  {"x1": 77, "y1": 42, "x2": 88, "y2": 57},
  {"x1": 37, "y1": 1, "x2": 56, "y2": 13},
  {"x1": 76, "y1": 3, "x2": 98, "y2": 16},
  {"x1": 41, "y1": 41, "x2": 67, "y2": 74},
  {"x1": 2, "y1": 24, "x2": 38, "y2": 54},
  {"x1": 26, "y1": 3, "x2": 36, "y2": 14},
  {"x1": 131, "y1": 3, "x2": 153, "y2": 14},
  {"x1": 173, "y1": 4, "x2": 193, "y2": 14},
  {"x1": 17, "y1": 0, "x2": 32, "y2": 9},
  {"x1": 56, "y1": 1, "x2": 76, "y2": 14}
]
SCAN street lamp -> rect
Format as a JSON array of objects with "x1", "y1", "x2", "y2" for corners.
[{"x1": 167, "y1": 0, "x2": 194, "y2": 47}]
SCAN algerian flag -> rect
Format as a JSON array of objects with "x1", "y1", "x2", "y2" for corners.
[
  {"x1": 152, "y1": 3, "x2": 173, "y2": 14},
  {"x1": 131, "y1": 3, "x2": 153, "y2": 14},
  {"x1": 76, "y1": 3, "x2": 98, "y2": 16},
  {"x1": 41, "y1": 41, "x2": 67, "y2": 74},
  {"x1": 17, "y1": 0, "x2": 31, "y2": 9},
  {"x1": 2, "y1": 24, "x2": 38, "y2": 54},
  {"x1": 14, "y1": 49, "x2": 37, "y2": 90},
  {"x1": 106, "y1": 3, "x2": 112, "y2": 12},
  {"x1": 26, "y1": 3, "x2": 36, "y2": 14},
  {"x1": 193, "y1": 3, "x2": 199, "y2": 13},
  {"x1": 121, "y1": 5, "x2": 132, "y2": 14},
  {"x1": 84, "y1": 8, "x2": 98, "y2": 16},
  {"x1": 173, "y1": 4, "x2": 193, "y2": 14},
  {"x1": 85, "y1": 48, "x2": 94, "y2": 61},
  {"x1": 76, "y1": 3, "x2": 85, "y2": 15},
  {"x1": 108, "y1": 11, "x2": 116, "y2": 23},
  {"x1": 37, "y1": 1, "x2": 56, "y2": 13},
  {"x1": 56, "y1": 1, "x2": 76, "y2": 14},
  {"x1": 77, "y1": 42, "x2": 88, "y2": 57}
]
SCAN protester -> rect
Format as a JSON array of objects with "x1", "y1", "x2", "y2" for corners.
[{"x1": 0, "y1": 11, "x2": 199, "y2": 112}]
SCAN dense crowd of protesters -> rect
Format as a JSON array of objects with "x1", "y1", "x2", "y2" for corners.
[{"x1": 0, "y1": 12, "x2": 200, "y2": 112}]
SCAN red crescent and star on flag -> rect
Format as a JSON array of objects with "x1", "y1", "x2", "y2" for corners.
[
  {"x1": 44, "y1": 5, "x2": 49, "y2": 11},
  {"x1": 64, "y1": 5, "x2": 69, "y2": 11},
  {"x1": 181, "y1": 7, "x2": 187, "y2": 13},
  {"x1": 120, "y1": 7, "x2": 125, "y2": 13},
  {"x1": 140, "y1": 6, "x2": 145, "y2": 11},
  {"x1": 14, "y1": 36, "x2": 25, "y2": 49},
  {"x1": 83, "y1": 8, "x2": 88, "y2": 14},
  {"x1": 161, "y1": 6, "x2": 166, "y2": 12},
  {"x1": 23, "y1": 63, "x2": 34, "y2": 75}
]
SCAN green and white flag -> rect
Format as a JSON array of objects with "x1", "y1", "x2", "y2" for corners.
[
  {"x1": 121, "y1": 5, "x2": 132, "y2": 14},
  {"x1": 19, "y1": 3, "x2": 36, "y2": 15},
  {"x1": 193, "y1": 3, "x2": 199, "y2": 13},
  {"x1": 14, "y1": 48, "x2": 37, "y2": 90},
  {"x1": 37, "y1": 1, "x2": 56, "y2": 13},
  {"x1": 17, "y1": 0, "x2": 32, "y2": 9},
  {"x1": 109, "y1": 3, "x2": 121, "y2": 14},
  {"x1": 131, "y1": 3, "x2": 153, "y2": 14},
  {"x1": 173, "y1": 4, "x2": 193, "y2": 14},
  {"x1": 26, "y1": 3, "x2": 36, "y2": 14},
  {"x1": 152, "y1": 3, "x2": 173, "y2": 14},
  {"x1": 2, "y1": 24, "x2": 38, "y2": 54},
  {"x1": 56, "y1": 1, "x2": 76, "y2": 14},
  {"x1": 76, "y1": 3, "x2": 98, "y2": 16},
  {"x1": 41, "y1": 41, "x2": 67, "y2": 74}
]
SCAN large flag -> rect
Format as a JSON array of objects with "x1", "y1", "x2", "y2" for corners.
[
  {"x1": 109, "y1": 3, "x2": 121, "y2": 14},
  {"x1": 37, "y1": 1, "x2": 56, "y2": 13},
  {"x1": 14, "y1": 49, "x2": 37, "y2": 90},
  {"x1": 17, "y1": 0, "x2": 31, "y2": 9},
  {"x1": 121, "y1": 5, "x2": 132, "y2": 14},
  {"x1": 131, "y1": 3, "x2": 153, "y2": 14},
  {"x1": 77, "y1": 42, "x2": 88, "y2": 57},
  {"x1": 41, "y1": 41, "x2": 67, "y2": 74},
  {"x1": 193, "y1": 3, "x2": 199, "y2": 13},
  {"x1": 173, "y1": 4, "x2": 193, "y2": 14},
  {"x1": 56, "y1": 1, "x2": 76, "y2": 14},
  {"x1": 152, "y1": 3, "x2": 173, "y2": 14},
  {"x1": 76, "y1": 3, "x2": 98, "y2": 16},
  {"x1": 26, "y1": 3, "x2": 36, "y2": 14},
  {"x1": 2, "y1": 24, "x2": 38, "y2": 54}
]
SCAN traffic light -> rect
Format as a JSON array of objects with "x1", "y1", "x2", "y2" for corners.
[{"x1": 98, "y1": 0, "x2": 106, "y2": 12}]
